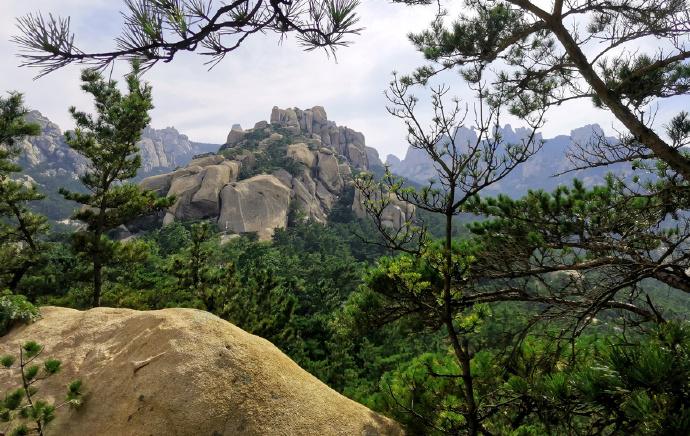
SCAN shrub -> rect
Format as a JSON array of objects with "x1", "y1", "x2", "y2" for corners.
[{"x1": 0, "y1": 291, "x2": 40, "y2": 336}]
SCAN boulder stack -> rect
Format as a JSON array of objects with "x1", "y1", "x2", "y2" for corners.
[{"x1": 137, "y1": 106, "x2": 415, "y2": 241}]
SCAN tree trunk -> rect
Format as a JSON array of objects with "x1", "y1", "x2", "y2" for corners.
[
  {"x1": 547, "y1": 12, "x2": 690, "y2": 181},
  {"x1": 92, "y1": 233, "x2": 102, "y2": 308},
  {"x1": 444, "y1": 189, "x2": 481, "y2": 436}
]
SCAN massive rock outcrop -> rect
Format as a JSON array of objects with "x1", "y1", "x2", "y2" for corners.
[
  {"x1": 17, "y1": 111, "x2": 90, "y2": 178},
  {"x1": 139, "y1": 106, "x2": 413, "y2": 241},
  {"x1": 0, "y1": 307, "x2": 403, "y2": 436},
  {"x1": 218, "y1": 174, "x2": 291, "y2": 236},
  {"x1": 267, "y1": 106, "x2": 370, "y2": 170}
]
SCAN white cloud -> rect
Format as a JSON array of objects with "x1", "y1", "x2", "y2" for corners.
[{"x1": 1, "y1": 0, "x2": 688, "y2": 161}]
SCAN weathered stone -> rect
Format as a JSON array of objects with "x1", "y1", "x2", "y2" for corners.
[
  {"x1": 168, "y1": 173, "x2": 205, "y2": 219},
  {"x1": 315, "y1": 180, "x2": 338, "y2": 212},
  {"x1": 338, "y1": 163, "x2": 352, "y2": 176},
  {"x1": 272, "y1": 168, "x2": 293, "y2": 188},
  {"x1": 169, "y1": 165, "x2": 206, "y2": 181},
  {"x1": 330, "y1": 130, "x2": 340, "y2": 148},
  {"x1": 226, "y1": 129, "x2": 246, "y2": 145},
  {"x1": 320, "y1": 126, "x2": 331, "y2": 146},
  {"x1": 304, "y1": 110, "x2": 314, "y2": 135},
  {"x1": 292, "y1": 172, "x2": 327, "y2": 223},
  {"x1": 162, "y1": 212, "x2": 175, "y2": 226},
  {"x1": 191, "y1": 165, "x2": 232, "y2": 216},
  {"x1": 270, "y1": 106, "x2": 282, "y2": 124},
  {"x1": 338, "y1": 128, "x2": 347, "y2": 146},
  {"x1": 381, "y1": 202, "x2": 406, "y2": 229},
  {"x1": 187, "y1": 154, "x2": 225, "y2": 168},
  {"x1": 284, "y1": 108, "x2": 298, "y2": 123},
  {"x1": 312, "y1": 106, "x2": 327, "y2": 125},
  {"x1": 286, "y1": 143, "x2": 316, "y2": 167},
  {"x1": 254, "y1": 120, "x2": 269, "y2": 130},
  {"x1": 285, "y1": 125, "x2": 301, "y2": 136},
  {"x1": 268, "y1": 133, "x2": 284, "y2": 142},
  {"x1": 0, "y1": 307, "x2": 403, "y2": 436},
  {"x1": 218, "y1": 174, "x2": 291, "y2": 241},
  {"x1": 219, "y1": 160, "x2": 242, "y2": 181},
  {"x1": 138, "y1": 173, "x2": 173, "y2": 196},
  {"x1": 236, "y1": 149, "x2": 256, "y2": 169},
  {"x1": 367, "y1": 146, "x2": 384, "y2": 167},
  {"x1": 317, "y1": 151, "x2": 343, "y2": 193},
  {"x1": 347, "y1": 143, "x2": 369, "y2": 169}
]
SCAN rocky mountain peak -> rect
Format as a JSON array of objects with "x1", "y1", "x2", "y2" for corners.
[
  {"x1": 138, "y1": 106, "x2": 415, "y2": 241},
  {"x1": 263, "y1": 105, "x2": 370, "y2": 170},
  {"x1": 14, "y1": 111, "x2": 218, "y2": 180},
  {"x1": 137, "y1": 125, "x2": 196, "y2": 172},
  {"x1": 388, "y1": 123, "x2": 628, "y2": 198},
  {"x1": 570, "y1": 124, "x2": 605, "y2": 145},
  {"x1": 24, "y1": 110, "x2": 62, "y2": 136}
]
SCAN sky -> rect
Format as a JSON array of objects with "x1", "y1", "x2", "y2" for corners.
[{"x1": 1, "y1": 1, "x2": 688, "y2": 161}]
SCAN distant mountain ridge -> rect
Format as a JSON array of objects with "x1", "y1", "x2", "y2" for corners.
[
  {"x1": 386, "y1": 124, "x2": 633, "y2": 199},
  {"x1": 12, "y1": 111, "x2": 220, "y2": 224},
  {"x1": 16, "y1": 110, "x2": 219, "y2": 180}
]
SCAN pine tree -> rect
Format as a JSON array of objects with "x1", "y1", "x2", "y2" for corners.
[
  {"x1": 61, "y1": 65, "x2": 176, "y2": 308},
  {"x1": 13, "y1": 0, "x2": 362, "y2": 77},
  {"x1": 1, "y1": 341, "x2": 83, "y2": 436},
  {"x1": 351, "y1": 69, "x2": 543, "y2": 435},
  {"x1": 0, "y1": 93, "x2": 48, "y2": 292},
  {"x1": 401, "y1": 0, "x2": 690, "y2": 180}
]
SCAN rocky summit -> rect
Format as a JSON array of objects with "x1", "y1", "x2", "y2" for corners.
[
  {"x1": 0, "y1": 307, "x2": 403, "y2": 435},
  {"x1": 138, "y1": 106, "x2": 415, "y2": 241}
]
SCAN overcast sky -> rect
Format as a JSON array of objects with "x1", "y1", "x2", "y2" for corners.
[{"x1": 1, "y1": 1, "x2": 688, "y2": 160}]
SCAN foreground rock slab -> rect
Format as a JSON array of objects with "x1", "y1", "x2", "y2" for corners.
[{"x1": 0, "y1": 307, "x2": 403, "y2": 436}]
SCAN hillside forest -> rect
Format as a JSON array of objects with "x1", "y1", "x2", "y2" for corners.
[{"x1": 3, "y1": 1, "x2": 690, "y2": 435}]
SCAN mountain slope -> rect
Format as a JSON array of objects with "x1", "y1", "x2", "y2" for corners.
[{"x1": 15, "y1": 110, "x2": 218, "y2": 180}]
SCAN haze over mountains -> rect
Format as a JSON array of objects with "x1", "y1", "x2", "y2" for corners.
[
  {"x1": 16, "y1": 110, "x2": 218, "y2": 181},
  {"x1": 386, "y1": 124, "x2": 634, "y2": 200}
]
